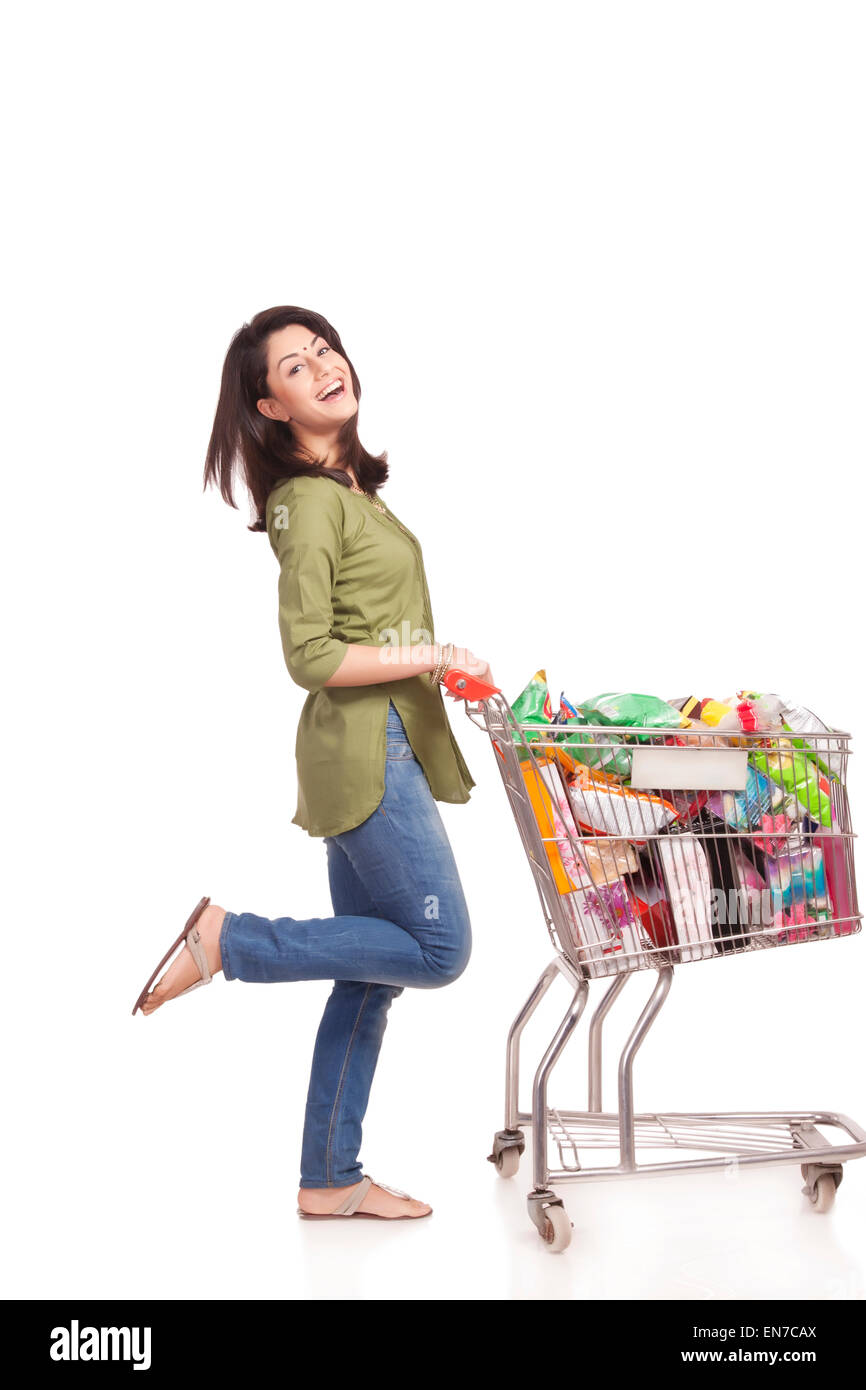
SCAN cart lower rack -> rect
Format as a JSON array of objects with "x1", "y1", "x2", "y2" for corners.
[{"x1": 445, "y1": 670, "x2": 865, "y2": 1253}]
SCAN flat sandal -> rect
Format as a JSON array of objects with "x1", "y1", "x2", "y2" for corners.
[
  {"x1": 297, "y1": 1175, "x2": 433, "y2": 1220},
  {"x1": 131, "y1": 896, "x2": 213, "y2": 1016}
]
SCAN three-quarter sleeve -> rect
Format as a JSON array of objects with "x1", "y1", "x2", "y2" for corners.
[{"x1": 267, "y1": 479, "x2": 348, "y2": 693}]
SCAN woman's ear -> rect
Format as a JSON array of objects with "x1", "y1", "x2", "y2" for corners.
[{"x1": 257, "y1": 398, "x2": 291, "y2": 423}]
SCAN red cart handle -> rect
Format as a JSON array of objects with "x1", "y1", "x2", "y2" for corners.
[{"x1": 441, "y1": 667, "x2": 501, "y2": 701}]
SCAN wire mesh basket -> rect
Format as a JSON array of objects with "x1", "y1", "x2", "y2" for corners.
[{"x1": 465, "y1": 693, "x2": 861, "y2": 981}]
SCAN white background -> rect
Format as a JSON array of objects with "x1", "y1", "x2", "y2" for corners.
[{"x1": 3, "y1": 0, "x2": 864, "y2": 1299}]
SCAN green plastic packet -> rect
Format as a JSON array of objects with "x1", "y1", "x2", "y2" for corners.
[
  {"x1": 553, "y1": 693, "x2": 632, "y2": 777},
  {"x1": 751, "y1": 743, "x2": 833, "y2": 827},
  {"x1": 576, "y1": 692, "x2": 685, "y2": 744},
  {"x1": 739, "y1": 690, "x2": 842, "y2": 782},
  {"x1": 510, "y1": 669, "x2": 555, "y2": 759}
]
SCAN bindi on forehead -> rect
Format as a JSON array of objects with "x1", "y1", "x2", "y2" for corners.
[{"x1": 276, "y1": 335, "x2": 321, "y2": 370}]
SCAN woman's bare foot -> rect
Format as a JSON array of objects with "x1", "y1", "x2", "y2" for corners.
[
  {"x1": 297, "y1": 1181, "x2": 432, "y2": 1219},
  {"x1": 139, "y1": 905, "x2": 227, "y2": 1015}
]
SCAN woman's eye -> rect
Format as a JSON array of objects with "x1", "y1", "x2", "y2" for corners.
[{"x1": 289, "y1": 346, "x2": 329, "y2": 375}]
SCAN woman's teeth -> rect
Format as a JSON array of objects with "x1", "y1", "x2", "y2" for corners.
[{"x1": 316, "y1": 380, "x2": 345, "y2": 402}]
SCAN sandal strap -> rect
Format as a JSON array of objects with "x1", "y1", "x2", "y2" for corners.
[
  {"x1": 332, "y1": 1176, "x2": 373, "y2": 1215},
  {"x1": 374, "y1": 1179, "x2": 412, "y2": 1200},
  {"x1": 186, "y1": 925, "x2": 211, "y2": 985}
]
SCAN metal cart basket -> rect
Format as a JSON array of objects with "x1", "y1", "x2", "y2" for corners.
[{"x1": 446, "y1": 670, "x2": 865, "y2": 1253}]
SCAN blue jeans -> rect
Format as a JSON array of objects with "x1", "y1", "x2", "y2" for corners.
[{"x1": 218, "y1": 700, "x2": 472, "y2": 1189}]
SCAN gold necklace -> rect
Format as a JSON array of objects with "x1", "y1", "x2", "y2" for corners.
[
  {"x1": 349, "y1": 482, "x2": 411, "y2": 535},
  {"x1": 349, "y1": 481, "x2": 387, "y2": 514}
]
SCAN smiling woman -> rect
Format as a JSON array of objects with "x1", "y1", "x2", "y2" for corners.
[
  {"x1": 132, "y1": 305, "x2": 494, "y2": 1224},
  {"x1": 203, "y1": 306, "x2": 389, "y2": 531}
]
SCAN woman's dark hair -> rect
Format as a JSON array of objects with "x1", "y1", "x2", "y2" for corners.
[{"x1": 203, "y1": 306, "x2": 389, "y2": 531}]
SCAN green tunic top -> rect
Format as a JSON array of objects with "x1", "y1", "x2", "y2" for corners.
[{"x1": 265, "y1": 473, "x2": 476, "y2": 837}]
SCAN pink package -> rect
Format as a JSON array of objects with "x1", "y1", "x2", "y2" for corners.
[
  {"x1": 819, "y1": 807, "x2": 858, "y2": 933},
  {"x1": 534, "y1": 762, "x2": 594, "y2": 892},
  {"x1": 655, "y1": 835, "x2": 715, "y2": 962}
]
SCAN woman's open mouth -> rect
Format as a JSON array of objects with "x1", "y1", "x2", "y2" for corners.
[{"x1": 315, "y1": 378, "x2": 346, "y2": 404}]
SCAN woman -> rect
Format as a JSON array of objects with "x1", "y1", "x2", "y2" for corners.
[{"x1": 131, "y1": 306, "x2": 494, "y2": 1223}]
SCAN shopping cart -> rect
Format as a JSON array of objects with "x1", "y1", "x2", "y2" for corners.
[{"x1": 444, "y1": 669, "x2": 865, "y2": 1253}]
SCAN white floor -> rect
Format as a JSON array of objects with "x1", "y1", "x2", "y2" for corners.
[{"x1": 7, "y1": 918, "x2": 865, "y2": 1301}]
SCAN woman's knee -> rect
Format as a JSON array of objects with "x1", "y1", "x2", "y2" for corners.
[{"x1": 421, "y1": 916, "x2": 472, "y2": 988}]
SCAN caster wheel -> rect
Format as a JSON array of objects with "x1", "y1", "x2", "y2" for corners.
[
  {"x1": 494, "y1": 1147, "x2": 520, "y2": 1179},
  {"x1": 808, "y1": 1173, "x2": 836, "y2": 1213},
  {"x1": 540, "y1": 1204, "x2": 572, "y2": 1253}
]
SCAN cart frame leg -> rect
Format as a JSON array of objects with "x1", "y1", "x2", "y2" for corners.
[
  {"x1": 505, "y1": 959, "x2": 560, "y2": 1131},
  {"x1": 488, "y1": 960, "x2": 561, "y2": 1170},
  {"x1": 617, "y1": 967, "x2": 673, "y2": 1169},
  {"x1": 588, "y1": 974, "x2": 629, "y2": 1112},
  {"x1": 531, "y1": 978, "x2": 590, "y2": 1189}
]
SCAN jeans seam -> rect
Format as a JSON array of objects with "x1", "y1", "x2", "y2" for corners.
[{"x1": 324, "y1": 982, "x2": 374, "y2": 1187}]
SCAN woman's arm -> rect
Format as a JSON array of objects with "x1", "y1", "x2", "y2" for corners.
[
  {"x1": 323, "y1": 642, "x2": 437, "y2": 687},
  {"x1": 269, "y1": 480, "x2": 493, "y2": 693},
  {"x1": 324, "y1": 643, "x2": 494, "y2": 689}
]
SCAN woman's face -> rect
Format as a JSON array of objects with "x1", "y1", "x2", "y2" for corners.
[{"x1": 258, "y1": 323, "x2": 357, "y2": 432}]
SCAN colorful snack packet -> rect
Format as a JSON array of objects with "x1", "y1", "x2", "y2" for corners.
[
  {"x1": 511, "y1": 668, "x2": 553, "y2": 724},
  {"x1": 765, "y1": 843, "x2": 828, "y2": 913},
  {"x1": 562, "y1": 879, "x2": 650, "y2": 978},
  {"x1": 664, "y1": 789, "x2": 710, "y2": 824},
  {"x1": 699, "y1": 699, "x2": 741, "y2": 731},
  {"x1": 729, "y1": 845, "x2": 771, "y2": 929},
  {"x1": 752, "y1": 812, "x2": 799, "y2": 857},
  {"x1": 653, "y1": 834, "x2": 716, "y2": 963},
  {"x1": 528, "y1": 757, "x2": 642, "y2": 893},
  {"x1": 510, "y1": 669, "x2": 555, "y2": 755},
  {"x1": 517, "y1": 753, "x2": 585, "y2": 895},
  {"x1": 734, "y1": 691, "x2": 786, "y2": 733},
  {"x1": 706, "y1": 764, "x2": 785, "y2": 832},
  {"x1": 820, "y1": 824, "x2": 858, "y2": 931},
  {"x1": 627, "y1": 874, "x2": 677, "y2": 950},
  {"x1": 575, "y1": 837, "x2": 640, "y2": 887},
  {"x1": 577, "y1": 692, "x2": 687, "y2": 731},
  {"x1": 564, "y1": 764, "x2": 678, "y2": 842},
  {"x1": 553, "y1": 693, "x2": 633, "y2": 779},
  {"x1": 740, "y1": 692, "x2": 845, "y2": 780},
  {"x1": 671, "y1": 697, "x2": 741, "y2": 732},
  {"x1": 772, "y1": 902, "x2": 834, "y2": 945},
  {"x1": 777, "y1": 699, "x2": 845, "y2": 780},
  {"x1": 751, "y1": 739, "x2": 833, "y2": 828}
]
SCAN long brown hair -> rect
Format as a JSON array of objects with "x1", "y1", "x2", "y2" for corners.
[{"x1": 203, "y1": 306, "x2": 389, "y2": 531}]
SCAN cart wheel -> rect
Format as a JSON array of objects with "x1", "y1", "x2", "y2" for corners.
[
  {"x1": 540, "y1": 1204, "x2": 572, "y2": 1253},
  {"x1": 807, "y1": 1173, "x2": 836, "y2": 1213},
  {"x1": 494, "y1": 1147, "x2": 520, "y2": 1179}
]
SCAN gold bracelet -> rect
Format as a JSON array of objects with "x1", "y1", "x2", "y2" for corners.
[
  {"x1": 429, "y1": 640, "x2": 452, "y2": 685},
  {"x1": 429, "y1": 642, "x2": 441, "y2": 683},
  {"x1": 434, "y1": 641, "x2": 454, "y2": 685},
  {"x1": 430, "y1": 645, "x2": 442, "y2": 684}
]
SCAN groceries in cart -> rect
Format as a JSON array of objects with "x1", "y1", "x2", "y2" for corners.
[{"x1": 508, "y1": 671, "x2": 856, "y2": 977}]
